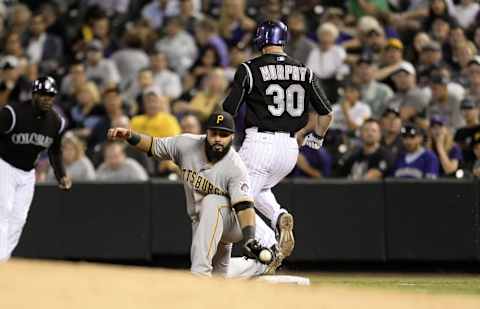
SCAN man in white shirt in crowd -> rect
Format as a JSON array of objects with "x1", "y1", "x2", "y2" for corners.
[
  {"x1": 85, "y1": 40, "x2": 121, "y2": 91},
  {"x1": 155, "y1": 16, "x2": 198, "y2": 76},
  {"x1": 149, "y1": 50, "x2": 182, "y2": 100}
]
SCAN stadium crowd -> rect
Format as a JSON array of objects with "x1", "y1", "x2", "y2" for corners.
[{"x1": 1, "y1": 0, "x2": 480, "y2": 181}]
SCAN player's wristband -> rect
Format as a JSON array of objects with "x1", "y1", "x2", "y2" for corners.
[
  {"x1": 127, "y1": 132, "x2": 141, "y2": 146},
  {"x1": 242, "y1": 225, "x2": 255, "y2": 241}
]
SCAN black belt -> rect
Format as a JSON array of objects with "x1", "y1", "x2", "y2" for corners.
[{"x1": 257, "y1": 128, "x2": 295, "y2": 137}]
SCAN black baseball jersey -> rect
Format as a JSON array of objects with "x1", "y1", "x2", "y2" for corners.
[
  {"x1": 223, "y1": 53, "x2": 332, "y2": 133},
  {"x1": 0, "y1": 101, "x2": 66, "y2": 176}
]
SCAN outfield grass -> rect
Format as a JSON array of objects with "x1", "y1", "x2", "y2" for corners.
[{"x1": 308, "y1": 273, "x2": 480, "y2": 295}]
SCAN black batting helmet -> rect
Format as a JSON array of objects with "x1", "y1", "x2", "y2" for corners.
[{"x1": 32, "y1": 76, "x2": 58, "y2": 96}]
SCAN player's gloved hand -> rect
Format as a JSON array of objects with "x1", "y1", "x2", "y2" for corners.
[
  {"x1": 302, "y1": 132, "x2": 324, "y2": 150},
  {"x1": 242, "y1": 238, "x2": 274, "y2": 265},
  {"x1": 242, "y1": 238, "x2": 262, "y2": 260}
]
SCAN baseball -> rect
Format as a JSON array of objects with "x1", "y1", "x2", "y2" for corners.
[{"x1": 259, "y1": 249, "x2": 273, "y2": 263}]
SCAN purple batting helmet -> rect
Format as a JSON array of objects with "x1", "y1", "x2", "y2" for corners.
[{"x1": 253, "y1": 20, "x2": 288, "y2": 50}]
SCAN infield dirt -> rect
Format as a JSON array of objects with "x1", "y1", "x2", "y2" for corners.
[{"x1": 1, "y1": 259, "x2": 479, "y2": 309}]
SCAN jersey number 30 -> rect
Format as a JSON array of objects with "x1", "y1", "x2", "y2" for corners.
[{"x1": 266, "y1": 84, "x2": 305, "y2": 117}]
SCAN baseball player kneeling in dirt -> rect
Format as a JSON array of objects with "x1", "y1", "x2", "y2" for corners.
[{"x1": 108, "y1": 111, "x2": 272, "y2": 276}]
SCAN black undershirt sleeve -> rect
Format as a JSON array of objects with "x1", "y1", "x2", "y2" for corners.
[
  {"x1": 0, "y1": 105, "x2": 14, "y2": 133},
  {"x1": 222, "y1": 64, "x2": 250, "y2": 117},
  {"x1": 309, "y1": 73, "x2": 333, "y2": 116}
]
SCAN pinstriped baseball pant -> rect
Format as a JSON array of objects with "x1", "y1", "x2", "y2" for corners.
[
  {"x1": 239, "y1": 128, "x2": 299, "y2": 230},
  {"x1": 0, "y1": 158, "x2": 35, "y2": 261}
]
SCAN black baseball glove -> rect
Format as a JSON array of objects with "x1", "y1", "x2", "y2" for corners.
[{"x1": 242, "y1": 238, "x2": 274, "y2": 265}]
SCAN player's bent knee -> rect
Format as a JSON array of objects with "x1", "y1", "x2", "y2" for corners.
[{"x1": 200, "y1": 194, "x2": 230, "y2": 209}]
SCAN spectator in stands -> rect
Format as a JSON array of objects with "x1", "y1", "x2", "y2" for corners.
[
  {"x1": 473, "y1": 27, "x2": 480, "y2": 51},
  {"x1": 427, "y1": 74, "x2": 464, "y2": 130},
  {"x1": 149, "y1": 50, "x2": 182, "y2": 100},
  {"x1": 60, "y1": 62, "x2": 87, "y2": 98},
  {"x1": 3, "y1": 32, "x2": 25, "y2": 60},
  {"x1": 354, "y1": 53, "x2": 393, "y2": 118},
  {"x1": 428, "y1": 115, "x2": 462, "y2": 177},
  {"x1": 141, "y1": 0, "x2": 179, "y2": 30},
  {"x1": 87, "y1": 86, "x2": 127, "y2": 158},
  {"x1": 26, "y1": 13, "x2": 63, "y2": 76},
  {"x1": 344, "y1": 16, "x2": 386, "y2": 58},
  {"x1": 125, "y1": 67, "x2": 156, "y2": 114},
  {"x1": 380, "y1": 107, "x2": 404, "y2": 160},
  {"x1": 130, "y1": 86, "x2": 181, "y2": 138},
  {"x1": 307, "y1": 22, "x2": 347, "y2": 103},
  {"x1": 425, "y1": 63, "x2": 466, "y2": 101},
  {"x1": 85, "y1": 40, "x2": 120, "y2": 91},
  {"x1": 173, "y1": 68, "x2": 227, "y2": 121},
  {"x1": 190, "y1": 46, "x2": 222, "y2": 87},
  {"x1": 69, "y1": 82, "x2": 103, "y2": 138},
  {"x1": 218, "y1": 0, "x2": 256, "y2": 48},
  {"x1": 194, "y1": 18, "x2": 229, "y2": 68},
  {"x1": 180, "y1": 113, "x2": 202, "y2": 134},
  {"x1": 454, "y1": 99, "x2": 480, "y2": 170},
  {"x1": 392, "y1": 124, "x2": 439, "y2": 179},
  {"x1": 96, "y1": 141, "x2": 149, "y2": 182},
  {"x1": 90, "y1": 11, "x2": 119, "y2": 57},
  {"x1": 0, "y1": 56, "x2": 31, "y2": 105},
  {"x1": 406, "y1": 32, "x2": 431, "y2": 65},
  {"x1": 155, "y1": 16, "x2": 198, "y2": 76},
  {"x1": 422, "y1": 0, "x2": 455, "y2": 31},
  {"x1": 258, "y1": 0, "x2": 285, "y2": 22},
  {"x1": 284, "y1": 11, "x2": 316, "y2": 65},
  {"x1": 7, "y1": 3, "x2": 31, "y2": 37},
  {"x1": 347, "y1": 0, "x2": 389, "y2": 19},
  {"x1": 465, "y1": 56, "x2": 480, "y2": 103},
  {"x1": 111, "y1": 30, "x2": 149, "y2": 88},
  {"x1": 224, "y1": 44, "x2": 250, "y2": 81},
  {"x1": 130, "y1": 85, "x2": 181, "y2": 178},
  {"x1": 291, "y1": 146, "x2": 332, "y2": 179},
  {"x1": 416, "y1": 41, "x2": 444, "y2": 87},
  {"x1": 386, "y1": 62, "x2": 429, "y2": 122},
  {"x1": 86, "y1": 0, "x2": 130, "y2": 18},
  {"x1": 453, "y1": 0, "x2": 479, "y2": 29},
  {"x1": 338, "y1": 119, "x2": 392, "y2": 180},
  {"x1": 331, "y1": 80, "x2": 372, "y2": 133},
  {"x1": 429, "y1": 17, "x2": 453, "y2": 59},
  {"x1": 179, "y1": 0, "x2": 204, "y2": 35},
  {"x1": 47, "y1": 133, "x2": 96, "y2": 182},
  {"x1": 451, "y1": 41, "x2": 477, "y2": 86},
  {"x1": 376, "y1": 38, "x2": 405, "y2": 87}
]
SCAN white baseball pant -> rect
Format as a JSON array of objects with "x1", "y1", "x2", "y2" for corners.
[
  {"x1": 0, "y1": 158, "x2": 35, "y2": 261},
  {"x1": 239, "y1": 127, "x2": 299, "y2": 229}
]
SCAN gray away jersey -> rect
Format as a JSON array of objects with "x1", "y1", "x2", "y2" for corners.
[{"x1": 151, "y1": 134, "x2": 253, "y2": 219}]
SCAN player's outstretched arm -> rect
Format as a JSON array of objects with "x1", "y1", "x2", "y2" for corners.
[{"x1": 107, "y1": 127, "x2": 153, "y2": 154}]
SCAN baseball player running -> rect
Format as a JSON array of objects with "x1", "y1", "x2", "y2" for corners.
[
  {"x1": 0, "y1": 76, "x2": 71, "y2": 261},
  {"x1": 223, "y1": 20, "x2": 333, "y2": 268},
  {"x1": 108, "y1": 111, "x2": 274, "y2": 276}
]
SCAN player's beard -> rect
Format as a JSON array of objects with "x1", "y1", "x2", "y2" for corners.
[{"x1": 205, "y1": 140, "x2": 232, "y2": 162}]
